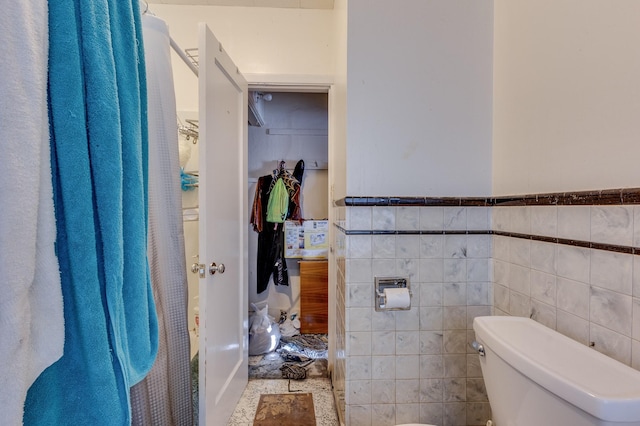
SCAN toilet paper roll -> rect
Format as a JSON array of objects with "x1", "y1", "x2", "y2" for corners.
[{"x1": 383, "y1": 287, "x2": 411, "y2": 309}]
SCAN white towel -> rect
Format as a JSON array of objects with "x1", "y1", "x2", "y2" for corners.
[{"x1": 0, "y1": 2, "x2": 64, "y2": 424}]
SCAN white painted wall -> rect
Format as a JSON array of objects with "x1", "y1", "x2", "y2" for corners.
[
  {"x1": 345, "y1": 0, "x2": 494, "y2": 197},
  {"x1": 247, "y1": 93, "x2": 328, "y2": 316},
  {"x1": 148, "y1": 5, "x2": 335, "y2": 111},
  {"x1": 493, "y1": 0, "x2": 640, "y2": 196}
]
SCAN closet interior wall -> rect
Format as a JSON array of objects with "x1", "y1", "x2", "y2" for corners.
[{"x1": 248, "y1": 92, "x2": 329, "y2": 320}]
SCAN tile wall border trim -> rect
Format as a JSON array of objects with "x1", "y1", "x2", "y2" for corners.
[
  {"x1": 334, "y1": 225, "x2": 639, "y2": 255},
  {"x1": 335, "y1": 187, "x2": 640, "y2": 207}
]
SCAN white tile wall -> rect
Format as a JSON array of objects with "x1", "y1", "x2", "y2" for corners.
[
  {"x1": 338, "y1": 206, "x2": 492, "y2": 426},
  {"x1": 335, "y1": 201, "x2": 640, "y2": 426}
]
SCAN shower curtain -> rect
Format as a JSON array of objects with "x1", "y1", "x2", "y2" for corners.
[
  {"x1": 130, "y1": 14, "x2": 193, "y2": 426},
  {"x1": 24, "y1": 0, "x2": 158, "y2": 424}
]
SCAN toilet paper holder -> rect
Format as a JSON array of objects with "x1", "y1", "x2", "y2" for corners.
[{"x1": 375, "y1": 276, "x2": 411, "y2": 311}]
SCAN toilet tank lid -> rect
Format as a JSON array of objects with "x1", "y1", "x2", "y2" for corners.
[{"x1": 473, "y1": 316, "x2": 640, "y2": 423}]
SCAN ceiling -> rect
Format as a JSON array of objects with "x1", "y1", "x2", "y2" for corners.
[{"x1": 147, "y1": 0, "x2": 334, "y2": 9}]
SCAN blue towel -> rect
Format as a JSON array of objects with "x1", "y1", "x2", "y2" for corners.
[{"x1": 24, "y1": 0, "x2": 158, "y2": 424}]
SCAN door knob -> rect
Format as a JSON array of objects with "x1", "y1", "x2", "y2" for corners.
[
  {"x1": 191, "y1": 263, "x2": 206, "y2": 278},
  {"x1": 209, "y1": 262, "x2": 225, "y2": 275}
]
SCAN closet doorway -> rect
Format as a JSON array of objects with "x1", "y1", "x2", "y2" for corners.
[{"x1": 247, "y1": 89, "x2": 330, "y2": 379}]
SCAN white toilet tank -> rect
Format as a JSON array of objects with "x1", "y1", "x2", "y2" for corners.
[{"x1": 473, "y1": 316, "x2": 640, "y2": 426}]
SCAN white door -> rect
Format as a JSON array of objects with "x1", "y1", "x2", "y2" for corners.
[{"x1": 198, "y1": 23, "x2": 248, "y2": 425}]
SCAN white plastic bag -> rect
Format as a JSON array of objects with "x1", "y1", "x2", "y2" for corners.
[{"x1": 248, "y1": 303, "x2": 281, "y2": 356}]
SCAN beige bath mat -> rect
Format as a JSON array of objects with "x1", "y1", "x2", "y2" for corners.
[{"x1": 253, "y1": 392, "x2": 316, "y2": 426}]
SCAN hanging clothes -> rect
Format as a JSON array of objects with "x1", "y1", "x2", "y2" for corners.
[{"x1": 250, "y1": 162, "x2": 303, "y2": 294}]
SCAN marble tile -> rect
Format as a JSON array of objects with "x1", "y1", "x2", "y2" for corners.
[
  {"x1": 348, "y1": 380, "x2": 372, "y2": 405},
  {"x1": 508, "y1": 237, "x2": 530, "y2": 267},
  {"x1": 492, "y1": 235, "x2": 509, "y2": 261},
  {"x1": 443, "y1": 330, "x2": 467, "y2": 354},
  {"x1": 348, "y1": 307, "x2": 372, "y2": 331},
  {"x1": 466, "y1": 402, "x2": 492, "y2": 426},
  {"x1": 632, "y1": 256, "x2": 640, "y2": 299},
  {"x1": 590, "y1": 287, "x2": 632, "y2": 336},
  {"x1": 444, "y1": 235, "x2": 467, "y2": 259},
  {"x1": 397, "y1": 235, "x2": 420, "y2": 259},
  {"x1": 591, "y1": 205, "x2": 633, "y2": 246},
  {"x1": 397, "y1": 206, "x2": 420, "y2": 231},
  {"x1": 466, "y1": 306, "x2": 491, "y2": 330},
  {"x1": 557, "y1": 206, "x2": 591, "y2": 241},
  {"x1": 347, "y1": 259, "x2": 373, "y2": 283},
  {"x1": 372, "y1": 331, "x2": 395, "y2": 355},
  {"x1": 395, "y1": 403, "x2": 420, "y2": 425},
  {"x1": 443, "y1": 401, "x2": 467, "y2": 426},
  {"x1": 372, "y1": 310, "x2": 396, "y2": 331},
  {"x1": 420, "y1": 235, "x2": 444, "y2": 258},
  {"x1": 420, "y1": 378, "x2": 444, "y2": 403},
  {"x1": 590, "y1": 323, "x2": 632, "y2": 365},
  {"x1": 372, "y1": 355, "x2": 396, "y2": 380},
  {"x1": 349, "y1": 207, "x2": 372, "y2": 230},
  {"x1": 556, "y1": 310, "x2": 589, "y2": 345},
  {"x1": 634, "y1": 298, "x2": 640, "y2": 341},
  {"x1": 396, "y1": 258, "x2": 419, "y2": 283},
  {"x1": 492, "y1": 207, "x2": 510, "y2": 232},
  {"x1": 530, "y1": 240, "x2": 557, "y2": 275},
  {"x1": 493, "y1": 283, "x2": 509, "y2": 313},
  {"x1": 467, "y1": 282, "x2": 490, "y2": 305},
  {"x1": 395, "y1": 305, "x2": 420, "y2": 330},
  {"x1": 443, "y1": 378, "x2": 466, "y2": 403},
  {"x1": 348, "y1": 283, "x2": 374, "y2": 308},
  {"x1": 467, "y1": 258, "x2": 489, "y2": 283},
  {"x1": 347, "y1": 356, "x2": 372, "y2": 380},
  {"x1": 371, "y1": 380, "x2": 396, "y2": 404},
  {"x1": 420, "y1": 331, "x2": 444, "y2": 355},
  {"x1": 633, "y1": 340, "x2": 640, "y2": 371},
  {"x1": 419, "y1": 307, "x2": 443, "y2": 331},
  {"x1": 348, "y1": 235, "x2": 372, "y2": 259},
  {"x1": 420, "y1": 207, "x2": 444, "y2": 231},
  {"x1": 371, "y1": 403, "x2": 395, "y2": 426},
  {"x1": 492, "y1": 259, "x2": 508, "y2": 286},
  {"x1": 228, "y1": 378, "x2": 339, "y2": 426},
  {"x1": 444, "y1": 259, "x2": 466, "y2": 282},
  {"x1": 556, "y1": 277, "x2": 590, "y2": 320},
  {"x1": 557, "y1": 245, "x2": 590, "y2": 283},
  {"x1": 635, "y1": 206, "x2": 640, "y2": 247},
  {"x1": 419, "y1": 259, "x2": 444, "y2": 283},
  {"x1": 347, "y1": 404, "x2": 371, "y2": 426},
  {"x1": 590, "y1": 249, "x2": 633, "y2": 295},
  {"x1": 466, "y1": 378, "x2": 488, "y2": 402},
  {"x1": 510, "y1": 206, "x2": 531, "y2": 235},
  {"x1": 443, "y1": 283, "x2": 467, "y2": 307},
  {"x1": 467, "y1": 235, "x2": 491, "y2": 259},
  {"x1": 372, "y1": 234, "x2": 396, "y2": 259},
  {"x1": 443, "y1": 354, "x2": 467, "y2": 378},
  {"x1": 372, "y1": 207, "x2": 396, "y2": 231},
  {"x1": 508, "y1": 290, "x2": 531, "y2": 318},
  {"x1": 508, "y1": 264, "x2": 531, "y2": 296},
  {"x1": 443, "y1": 306, "x2": 467, "y2": 329},
  {"x1": 420, "y1": 403, "x2": 444, "y2": 426},
  {"x1": 420, "y1": 354, "x2": 444, "y2": 379},
  {"x1": 467, "y1": 207, "x2": 490, "y2": 231},
  {"x1": 531, "y1": 269, "x2": 556, "y2": 306},
  {"x1": 466, "y1": 354, "x2": 482, "y2": 378},
  {"x1": 396, "y1": 355, "x2": 420, "y2": 379},
  {"x1": 444, "y1": 207, "x2": 466, "y2": 230},
  {"x1": 396, "y1": 331, "x2": 420, "y2": 355},
  {"x1": 531, "y1": 205, "x2": 557, "y2": 237},
  {"x1": 372, "y1": 259, "x2": 396, "y2": 281},
  {"x1": 530, "y1": 299, "x2": 556, "y2": 330},
  {"x1": 420, "y1": 282, "x2": 443, "y2": 307},
  {"x1": 396, "y1": 379, "x2": 421, "y2": 403},
  {"x1": 348, "y1": 331, "x2": 372, "y2": 356}
]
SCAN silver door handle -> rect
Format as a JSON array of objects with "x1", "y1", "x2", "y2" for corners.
[{"x1": 209, "y1": 262, "x2": 225, "y2": 275}]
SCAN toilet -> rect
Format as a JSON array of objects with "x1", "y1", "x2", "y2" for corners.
[{"x1": 473, "y1": 316, "x2": 640, "y2": 425}]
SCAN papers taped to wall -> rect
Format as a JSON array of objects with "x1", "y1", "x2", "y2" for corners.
[{"x1": 284, "y1": 220, "x2": 329, "y2": 259}]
